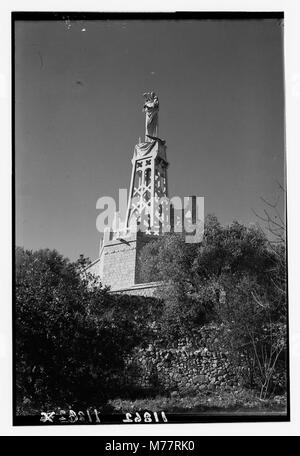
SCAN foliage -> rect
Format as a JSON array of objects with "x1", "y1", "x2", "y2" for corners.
[
  {"x1": 138, "y1": 214, "x2": 287, "y2": 396},
  {"x1": 140, "y1": 215, "x2": 285, "y2": 331},
  {"x1": 252, "y1": 184, "x2": 287, "y2": 314},
  {"x1": 15, "y1": 247, "x2": 146, "y2": 410},
  {"x1": 215, "y1": 275, "x2": 286, "y2": 398},
  {"x1": 15, "y1": 210, "x2": 287, "y2": 409}
]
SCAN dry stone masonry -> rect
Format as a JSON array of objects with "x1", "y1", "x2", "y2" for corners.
[{"x1": 124, "y1": 324, "x2": 239, "y2": 395}]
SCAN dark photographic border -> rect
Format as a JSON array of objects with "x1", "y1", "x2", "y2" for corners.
[{"x1": 12, "y1": 10, "x2": 289, "y2": 426}]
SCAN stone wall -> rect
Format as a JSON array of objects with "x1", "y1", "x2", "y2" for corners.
[
  {"x1": 124, "y1": 324, "x2": 239, "y2": 395},
  {"x1": 112, "y1": 282, "x2": 162, "y2": 297}
]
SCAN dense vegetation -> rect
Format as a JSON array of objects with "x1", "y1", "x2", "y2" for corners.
[
  {"x1": 15, "y1": 214, "x2": 287, "y2": 412},
  {"x1": 139, "y1": 215, "x2": 287, "y2": 398},
  {"x1": 15, "y1": 248, "x2": 160, "y2": 411}
]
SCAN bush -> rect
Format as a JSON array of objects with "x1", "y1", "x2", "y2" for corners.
[
  {"x1": 138, "y1": 215, "x2": 287, "y2": 396},
  {"x1": 15, "y1": 247, "x2": 147, "y2": 411},
  {"x1": 215, "y1": 275, "x2": 287, "y2": 398}
]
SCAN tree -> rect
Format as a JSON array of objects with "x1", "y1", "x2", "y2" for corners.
[
  {"x1": 138, "y1": 215, "x2": 287, "y2": 395},
  {"x1": 15, "y1": 247, "x2": 143, "y2": 411},
  {"x1": 215, "y1": 274, "x2": 286, "y2": 398},
  {"x1": 252, "y1": 184, "x2": 287, "y2": 318},
  {"x1": 139, "y1": 215, "x2": 281, "y2": 332},
  {"x1": 139, "y1": 232, "x2": 208, "y2": 338}
]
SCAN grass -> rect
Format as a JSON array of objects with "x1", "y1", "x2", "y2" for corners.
[
  {"x1": 16, "y1": 387, "x2": 287, "y2": 416},
  {"x1": 108, "y1": 388, "x2": 287, "y2": 414}
]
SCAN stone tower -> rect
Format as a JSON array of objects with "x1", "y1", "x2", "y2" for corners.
[
  {"x1": 126, "y1": 92, "x2": 169, "y2": 234},
  {"x1": 86, "y1": 92, "x2": 201, "y2": 294},
  {"x1": 86, "y1": 92, "x2": 168, "y2": 296}
]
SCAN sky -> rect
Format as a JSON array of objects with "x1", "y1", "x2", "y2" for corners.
[{"x1": 15, "y1": 17, "x2": 285, "y2": 261}]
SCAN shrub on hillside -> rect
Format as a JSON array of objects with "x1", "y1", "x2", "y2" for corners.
[
  {"x1": 138, "y1": 215, "x2": 287, "y2": 397},
  {"x1": 15, "y1": 247, "x2": 148, "y2": 411}
]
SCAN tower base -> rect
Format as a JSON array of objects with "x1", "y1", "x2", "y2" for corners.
[{"x1": 86, "y1": 231, "x2": 161, "y2": 296}]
